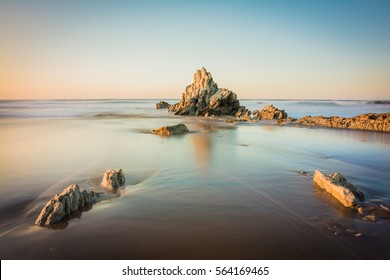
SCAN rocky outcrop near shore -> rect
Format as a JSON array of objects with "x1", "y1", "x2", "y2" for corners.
[
  {"x1": 296, "y1": 113, "x2": 390, "y2": 132},
  {"x1": 35, "y1": 184, "x2": 97, "y2": 226},
  {"x1": 102, "y1": 169, "x2": 125, "y2": 190},
  {"x1": 225, "y1": 104, "x2": 288, "y2": 123},
  {"x1": 252, "y1": 104, "x2": 288, "y2": 120},
  {"x1": 156, "y1": 101, "x2": 170, "y2": 109},
  {"x1": 313, "y1": 170, "x2": 364, "y2": 208},
  {"x1": 152, "y1": 123, "x2": 189, "y2": 136},
  {"x1": 168, "y1": 67, "x2": 246, "y2": 116}
]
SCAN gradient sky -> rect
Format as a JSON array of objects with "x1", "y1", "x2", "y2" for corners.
[{"x1": 1, "y1": 0, "x2": 389, "y2": 100}]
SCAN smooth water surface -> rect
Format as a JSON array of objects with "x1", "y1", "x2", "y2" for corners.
[{"x1": 0, "y1": 99, "x2": 389, "y2": 259}]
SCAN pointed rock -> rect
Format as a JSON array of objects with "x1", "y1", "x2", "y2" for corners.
[
  {"x1": 102, "y1": 169, "x2": 125, "y2": 190},
  {"x1": 168, "y1": 67, "x2": 246, "y2": 116}
]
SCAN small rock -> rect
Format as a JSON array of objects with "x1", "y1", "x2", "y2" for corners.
[
  {"x1": 102, "y1": 169, "x2": 125, "y2": 190},
  {"x1": 151, "y1": 124, "x2": 189, "y2": 136},
  {"x1": 362, "y1": 214, "x2": 376, "y2": 223},
  {"x1": 253, "y1": 105, "x2": 288, "y2": 120},
  {"x1": 357, "y1": 206, "x2": 367, "y2": 215},
  {"x1": 156, "y1": 101, "x2": 169, "y2": 109},
  {"x1": 297, "y1": 170, "x2": 310, "y2": 176}
]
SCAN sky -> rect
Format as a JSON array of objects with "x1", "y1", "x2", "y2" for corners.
[{"x1": 0, "y1": 0, "x2": 389, "y2": 100}]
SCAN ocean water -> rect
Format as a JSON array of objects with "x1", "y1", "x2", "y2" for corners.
[{"x1": 0, "y1": 99, "x2": 389, "y2": 259}]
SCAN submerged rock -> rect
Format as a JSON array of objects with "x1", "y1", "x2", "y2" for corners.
[
  {"x1": 362, "y1": 214, "x2": 376, "y2": 223},
  {"x1": 102, "y1": 169, "x2": 125, "y2": 190},
  {"x1": 252, "y1": 105, "x2": 288, "y2": 120},
  {"x1": 168, "y1": 67, "x2": 247, "y2": 116},
  {"x1": 313, "y1": 170, "x2": 365, "y2": 208},
  {"x1": 295, "y1": 113, "x2": 390, "y2": 132},
  {"x1": 152, "y1": 123, "x2": 189, "y2": 136},
  {"x1": 156, "y1": 101, "x2": 170, "y2": 109},
  {"x1": 35, "y1": 184, "x2": 97, "y2": 226}
]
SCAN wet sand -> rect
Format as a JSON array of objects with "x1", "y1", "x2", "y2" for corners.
[{"x1": 1, "y1": 113, "x2": 390, "y2": 259}]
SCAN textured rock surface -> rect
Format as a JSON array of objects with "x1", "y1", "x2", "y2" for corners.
[
  {"x1": 35, "y1": 184, "x2": 97, "y2": 226},
  {"x1": 168, "y1": 67, "x2": 245, "y2": 116},
  {"x1": 296, "y1": 113, "x2": 390, "y2": 132},
  {"x1": 152, "y1": 123, "x2": 189, "y2": 136},
  {"x1": 102, "y1": 169, "x2": 125, "y2": 190},
  {"x1": 156, "y1": 101, "x2": 170, "y2": 109},
  {"x1": 252, "y1": 105, "x2": 288, "y2": 120},
  {"x1": 313, "y1": 170, "x2": 364, "y2": 208}
]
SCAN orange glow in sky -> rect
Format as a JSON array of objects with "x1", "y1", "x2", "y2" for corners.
[{"x1": 1, "y1": 1, "x2": 389, "y2": 100}]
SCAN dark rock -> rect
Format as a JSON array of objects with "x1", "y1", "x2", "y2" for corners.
[{"x1": 156, "y1": 101, "x2": 170, "y2": 109}]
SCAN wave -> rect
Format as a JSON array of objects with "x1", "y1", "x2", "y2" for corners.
[{"x1": 286, "y1": 100, "x2": 365, "y2": 106}]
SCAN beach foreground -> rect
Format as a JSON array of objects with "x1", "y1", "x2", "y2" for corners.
[{"x1": 0, "y1": 99, "x2": 389, "y2": 259}]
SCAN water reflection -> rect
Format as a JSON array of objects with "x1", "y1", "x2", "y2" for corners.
[
  {"x1": 189, "y1": 123, "x2": 217, "y2": 175},
  {"x1": 191, "y1": 133, "x2": 212, "y2": 173}
]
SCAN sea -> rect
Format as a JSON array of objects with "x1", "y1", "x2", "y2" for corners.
[{"x1": 0, "y1": 99, "x2": 389, "y2": 259}]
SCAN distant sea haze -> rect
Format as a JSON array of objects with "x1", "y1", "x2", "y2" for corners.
[{"x1": 1, "y1": 99, "x2": 389, "y2": 119}]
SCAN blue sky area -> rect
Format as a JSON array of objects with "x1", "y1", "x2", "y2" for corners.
[{"x1": 0, "y1": 0, "x2": 389, "y2": 99}]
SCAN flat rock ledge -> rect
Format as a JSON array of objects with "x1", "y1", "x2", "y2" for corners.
[
  {"x1": 35, "y1": 184, "x2": 97, "y2": 226},
  {"x1": 156, "y1": 101, "x2": 170, "y2": 109},
  {"x1": 102, "y1": 169, "x2": 125, "y2": 191},
  {"x1": 296, "y1": 113, "x2": 390, "y2": 132},
  {"x1": 152, "y1": 123, "x2": 189, "y2": 136},
  {"x1": 313, "y1": 170, "x2": 364, "y2": 208},
  {"x1": 168, "y1": 67, "x2": 248, "y2": 117}
]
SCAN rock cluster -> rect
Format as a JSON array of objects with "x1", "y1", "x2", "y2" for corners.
[
  {"x1": 313, "y1": 170, "x2": 364, "y2": 208},
  {"x1": 252, "y1": 105, "x2": 288, "y2": 120},
  {"x1": 35, "y1": 185, "x2": 97, "y2": 226},
  {"x1": 152, "y1": 123, "x2": 189, "y2": 136},
  {"x1": 168, "y1": 67, "x2": 245, "y2": 116},
  {"x1": 156, "y1": 101, "x2": 170, "y2": 109},
  {"x1": 102, "y1": 169, "x2": 126, "y2": 191},
  {"x1": 296, "y1": 113, "x2": 390, "y2": 132}
]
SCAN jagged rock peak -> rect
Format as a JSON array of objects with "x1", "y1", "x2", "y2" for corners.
[{"x1": 168, "y1": 67, "x2": 244, "y2": 116}]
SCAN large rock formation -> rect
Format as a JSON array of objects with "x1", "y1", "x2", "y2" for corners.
[
  {"x1": 168, "y1": 67, "x2": 245, "y2": 116},
  {"x1": 296, "y1": 113, "x2": 390, "y2": 132},
  {"x1": 152, "y1": 123, "x2": 189, "y2": 136},
  {"x1": 35, "y1": 185, "x2": 97, "y2": 226},
  {"x1": 156, "y1": 101, "x2": 170, "y2": 109},
  {"x1": 313, "y1": 170, "x2": 364, "y2": 208},
  {"x1": 252, "y1": 105, "x2": 288, "y2": 120},
  {"x1": 102, "y1": 169, "x2": 125, "y2": 190}
]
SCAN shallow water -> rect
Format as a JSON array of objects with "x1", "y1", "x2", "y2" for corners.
[{"x1": 0, "y1": 100, "x2": 389, "y2": 259}]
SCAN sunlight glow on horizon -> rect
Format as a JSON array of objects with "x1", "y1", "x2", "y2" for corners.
[{"x1": 1, "y1": 0, "x2": 389, "y2": 100}]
